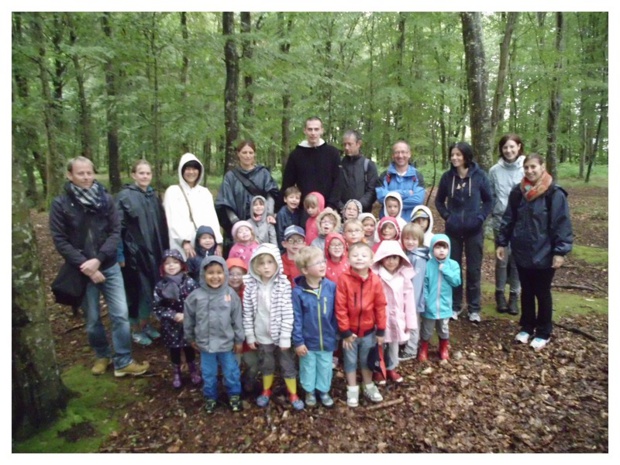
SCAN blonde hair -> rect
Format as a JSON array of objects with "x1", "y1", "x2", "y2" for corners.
[
  {"x1": 303, "y1": 193, "x2": 319, "y2": 209},
  {"x1": 316, "y1": 207, "x2": 341, "y2": 233},
  {"x1": 131, "y1": 159, "x2": 152, "y2": 173},
  {"x1": 295, "y1": 246, "x2": 324, "y2": 270},
  {"x1": 401, "y1": 223, "x2": 425, "y2": 246},
  {"x1": 343, "y1": 218, "x2": 363, "y2": 232},
  {"x1": 348, "y1": 241, "x2": 373, "y2": 257}
]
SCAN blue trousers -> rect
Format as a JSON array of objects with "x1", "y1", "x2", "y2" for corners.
[
  {"x1": 200, "y1": 351, "x2": 241, "y2": 400},
  {"x1": 299, "y1": 350, "x2": 333, "y2": 394}
]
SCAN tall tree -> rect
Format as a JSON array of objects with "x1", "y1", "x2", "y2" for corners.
[
  {"x1": 240, "y1": 12, "x2": 254, "y2": 125},
  {"x1": 545, "y1": 12, "x2": 565, "y2": 180},
  {"x1": 278, "y1": 12, "x2": 292, "y2": 169},
  {"x1": 223, "y1": 12, "x2": 240, "y2": 174}
]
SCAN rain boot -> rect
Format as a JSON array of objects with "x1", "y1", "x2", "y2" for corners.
[
  {"x1": 495, "y1": 290, "x2": 508, "y2": 313},
  {"x1": 418, "y1": 341, "x2": 429, "y2": 362},
  {"x1": 172, "y1": 364, "x2": 182, "y2": 389},
  {"x1": 508, "y1": 292, "x2": 519, "y2": 315},
  {"x1": 188, "y1": 361, "x2": 202, "y2": 385},
  {"x1": 438, "y1": 339, "x2": 450, "y2": 360}
]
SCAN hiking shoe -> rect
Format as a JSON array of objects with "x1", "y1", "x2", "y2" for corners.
[
  {"x1": 305, "y1": 392, "x2": 317, "y2": 407},
  {"x1": 507, "y1": 293, "x2": 520, "y2": 315},
  {"x1": 373, "y1": 371, "x2": 386, "y2": 386},
  {"x1": 289, "y1": 394, "x2": 305, "y2": 411},
  {"x1": 347, "y1": 386, "x2": 359, "y2": 408},
  {"x1": 256, "y1": 389, "x2": 272, "y2": 408},
  {"x1": 229, "y1": 395, "x2": 243, "y2": 412},
  {"x1": 319, "y1": 392, "x2": 334, "y2": 408},
  {"x1": 451, "y1": 310, "x2": 459, "y2": 321},
  {"x1": 143, "y1": 324, "x2": 161, "y2": 340},
  {"x1": 363, "y1": 383, "x2": 383, "y2": 403},
  {"x1": 204, "y1": 398, "x2": 217, "y2": 414},
  {"x1": 132, "y1": 331, "x2": 152, "y2": 346},
  {"x1": 495, "y1": 290, "x2": 509, "y2": 313},
  {"x1": 386, "y1": 369, "x2": 403, "y2": 383},
  {"x1": 530, "y1": 337, "x2": 549, "y2": 351},
  {"x1": 468, "y1": 312, "x2": 481, "y2": 323},
  {"x1": 91, "y1": 358, "x2": 111, "y2": 375},
  {"x1": 515, "y1": 331, "x2": 531, "y2": 344},
  {"x1": 398, "y1": 347, "x2": 416, "y2": 361},
  {"x1": 114, "y1": 360, "x2": 149, "y2": 377}
]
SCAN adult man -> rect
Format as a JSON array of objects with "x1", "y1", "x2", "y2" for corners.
[
  {"x1": 50, "y1": 156, "x2": 149, "y2": 377},
  {"x1": 375, "y1": 141, "x2": 426, "y2": 221},
  {"x1": 337, "y1": 129, "x2": 378, "y2": 213},
  {"x1": 281, "y1": 117, "x2": 341, "y2": 210}
]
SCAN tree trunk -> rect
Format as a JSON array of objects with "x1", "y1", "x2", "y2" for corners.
[
  {"x1": 585, "y1": 101, "x2": 605, "y2": 183},
  {"x1": 101, "y1": 13, "x2": 121, "y2": 193},
  {"x1": 223, "y1": 12, "x2": 239, "y2": 175},
  {"x1": 180, "y1": 12, "x2": 190, "y2": 154},
  {"x1": 545, "y1": 12, "x2": 565, "y2": 181},
  {"x1": 241, "y1": 12, "x2": 255, "y2": 126},
  {"x1": 147, "y1": 13, "x2": 161, "y2": 181},
  {"x1": 278, "y1": 13, "x2": 292, "y2": 169},
  {"x1": 460, "y1": 12, "x2": 492, "y2": 170},
  {"x1": 12, "y1": 141, "x2": 70, "y2": 441}
]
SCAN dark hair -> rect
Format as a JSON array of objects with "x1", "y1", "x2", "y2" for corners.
[
  {"x1": 131, "y1": 159, "x2": 151, "y2": 173},
  {"x1": 523, "y1": 153, "x2": 546, "y2": 165},
  {"x1": 449, "y1": 142, "x2": 474, "y2": 167},
  {"x1": 182, "y1": 160, "x2": 202, "y2": 175},
  {"x1": 343, "y1": 129, "x2": 362, "y2": 142},
  {"x1": 498, "y1": 134, "x2": 524, "y2": 159},
  {"x1": 236, "y1": 140, "x2": 256, "y2": 153},
  {"x1": 305, "y1": 116, "x2": 323, "y2": 127}
]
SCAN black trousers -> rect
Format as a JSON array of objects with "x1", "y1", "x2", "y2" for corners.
[
  {"x1": 516, "y1": 266, "x2": 556, "y2": 339},
  {"x1": 170, "y1": 346, "x2": 196, "y2": 365},
  {"x1": 448, "y1": 230, "x2": 483, "y2": 314}
]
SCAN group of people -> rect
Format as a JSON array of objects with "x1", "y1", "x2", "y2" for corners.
[{"x1": 49, "y1": 116, "x2": 573, "y2": 414}]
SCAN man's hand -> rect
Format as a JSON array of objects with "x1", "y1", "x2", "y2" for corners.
[
  {"x1": 215, "y1": 244, "x2": 223, "y2": 257},
  {"x1": 89, "y1": 270, "x2": 106, "y2": 284},
  {"x1": 496, "y1": 246, "x2": 506, "y2": 261},
  {"x1": 552, "y1": 255, "x2": 565, "y2": 269},
  {"x1": 183, "y1": 242, "x2": 196, "y2": 258},
  {"x1": 80, "y1": 258, "x2": 101, "y2": 277}
]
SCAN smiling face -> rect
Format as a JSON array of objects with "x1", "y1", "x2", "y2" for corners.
[
  {"x1": 131, "y1": 162, "x2": 152, "y2": 190},
  {"x1": 304, "y1": 119, "x2": 324, "y2": 147},
  {"x1": 237, "y1": 144, "x2": 256, "y2": 170},
  {"x1": 182, "y1": 166, "x2": 200, "y2": 187},
  {"x1": 501, "y1": 139, "x2": 522, "y2": 163},
  {"x1": 392, "y1": 142, "x2": 411, "y2": 170},
  {"x1": 344, "y1": 203, "x2": 360, "y2": 220},
  {"x1": 163, "y1": 257, "x2": 182, "y2": 276},
  {"x1": 327, "y1": 239, "x2": 345, "y2": 260},
  {"x1": 282, "y1": 234, "x2": 305, "y2": 255},
  {"x1": 380, "y1": 223, "x2": 397, "y2": 240},
  {"x1": 523, "y1": 158, "x2": 545, "y2": 183},
  {"x1": 228, "y1": 266, "x2": 245, "y2": 290},
  {"x1": 285, "y1": 193, "x2": 301, "y2": 211},
  {"x1": 204, "y1": 263, "x2": 225, "y2": 289},
  {"x1": 348, "y1": 244, "x2": 373, "y2": 273},
  {"x1": 402, "y1": 235, "x2": 420, "y2": 252},
  {"x1": 343, "y1": 224, "x2": 363, "y2": 244},
  {"x1": 450, "y1": 147, "x2": 466, "y2": 169},
  {"x1": 252, "y1": 201, "x2": 265, "y2": 219},
  {"x1": 67, "y1": 160, "x2": 95, "y2": 190},
  {"x1": 199, "y1": 233, "x2": 215, "y2": 251}
]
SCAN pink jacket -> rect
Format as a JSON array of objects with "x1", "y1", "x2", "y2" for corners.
[
  {"x1": 228, "y1": 241, "x2": 259, "y2": 268},
  {"x1": 371, "y1": 240, "x2": 416, "y2": 343},
  {"x1": 304, "y1": 191, "x2": 325, "y2": 245}
]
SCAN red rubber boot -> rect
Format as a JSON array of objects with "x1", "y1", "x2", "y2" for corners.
[
  {"x1": 418, "y1": 341, "x2": 429, "y2": 362},
  {"x1": 438, "y1": 339, "x2": 450, "y2": 360}
]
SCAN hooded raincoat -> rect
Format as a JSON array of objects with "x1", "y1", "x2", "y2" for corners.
[{"x1": 423, "y1": 235, "x2": 461, "y2": 320}]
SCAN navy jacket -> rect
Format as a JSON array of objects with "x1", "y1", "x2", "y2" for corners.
[{"x1": 292, "y1": 276, "x2": 338, "y2": 352}]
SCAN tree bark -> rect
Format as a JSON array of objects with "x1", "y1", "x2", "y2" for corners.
[
  {"x1": 180, "y1": 12, "x2": 190, "y2": 154},
  {"x1": 223, "y1": 12, "x2": 239, "y2": 175},
  {"x1": 545, "y1": 12, "x2": 565, "y2": 181},
  {"x1": 460, "y1": 12, "x2": 492, "y2": 170},
  {"x1": 278, "y1": 13, "x2": 292, "y2": 169},
  {"x1": 240, "y1": 12, "x2": 254, "y2": 125}
]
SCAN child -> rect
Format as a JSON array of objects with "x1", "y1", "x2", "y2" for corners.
[
  {"x1": 281, "y1": 225, "x2": 305, "y2": 287},
  {"x1": 370, "y1": 240, "x2": 415, "y2": 383},
  {"x1": 342, "y1": 199, "x2": 363, "y2": 222},
  {"x1": 184, "y1": 256, "x2": 244, "y2": 413},
  {"x1": 249, "y1": 195, "x2": 277, "y2": 245},
  {"x1": 292, "y1": 246, "x2": 338, "y2": 408},
  {"x1": 153, "y1": 249, "x2": 200, "y2": 388},
  {"x1": 303, "y1": 191, "x2": 325, "y2": 245},
  {"x1": 336, "y1": 242, "x2": 387, "y2": 407},
  {"x1": 325, "y1": 232, "x2": 349, "y2": 282},
  {"x1": 226, "y1": 257, "x2": 259, "y2": 394},
  {"x1": 382, "y1": 192, "x2": 407, "y2": 232},
  {"x1": 311, "y1": 207, "x2": 341, "y2": 253},
  {"x1": 410, "y1": 205, "x2": 435, "y2": 247},
  {"x1": 419, "y1": 235, "x2": 461, "y2": 362},
  {"x1": 187, "y1": 225, "x2": 218, "y2": 282},
  {"x1": 276, "y1": 186, "x2": 302, "y2": 254},
  {"x1": 399, "y1": 223, "x2": 430, "y2": 361},
  {"x1": 373, "y1": 216, "x2": 401, "y2": 252},
  {"x1": 358, "y1": 213, "x2": 377, "y2": 248},
  {"x1": 228, "y1": 220, "x2": 260, "y2": 267},
  {"x1": 243, "y1": 244, "x2": 304, "y2": 410},
  {"x1": 342, "y1": 218, "x2": 365, "y2": 247}
]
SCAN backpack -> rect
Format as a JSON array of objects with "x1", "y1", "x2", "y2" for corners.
[{"x1": 341, "y1": 156, "x2": 370, "y2": 184}]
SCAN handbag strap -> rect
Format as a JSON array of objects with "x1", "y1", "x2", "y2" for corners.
[
  {"x1": 231, "y1": 168, "x2": 265, "y2": 197},
  {"x1": 178, "y1": 185, "x2": 198, "y2": 230}
]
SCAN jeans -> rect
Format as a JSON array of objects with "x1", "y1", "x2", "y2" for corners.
[
  {"x1": 517, "y1": 266, "x2": 556, "y2": 339},
  {"x1": 299, "y1": 350, "x2": 333, "y2": 394},
  {"x1": 343, "y1": 332, "x2": 375, "y2": 374},
  {"x1": 258, "y1": 344, "x2": 297, "y2": 379},
  {"x1": 493, "y1": 229, "x2": 521, "y2": 294},
  {"x1": 82, "y1": 263, "x2": 133, "y2": 369},
  {"x1": 201, "y1": 351, "x2": 241, "y2": 400},
  {"x1": 448, "y1": 230, "x2": 483, "y2": 314}
]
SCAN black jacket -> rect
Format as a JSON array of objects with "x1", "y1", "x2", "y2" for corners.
[
  {"x1": 497, "y1": 184, "x2": 573, "y2": 269},
  {"x1": 336, "y1": 154, "x2": 378, "y2": 213},
  {"x1": 50, "y1": 182, "x2": 120, "y2": 271}
]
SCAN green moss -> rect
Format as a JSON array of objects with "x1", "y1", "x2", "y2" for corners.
[
  {"x1": 571, "y1": 244, "x2": 608, "y2": 266},
  {"x1": 12, "y1": 365, "x2": 137, "y2": 453}
]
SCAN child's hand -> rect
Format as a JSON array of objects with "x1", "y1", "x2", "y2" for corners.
[
  {"x1": 233, "y1": 343, "x2": 244, "y2": 354},
  {"x1": 191, "y1": 342, "x2": 199, "y2": 352},
  {"x1": 215, "y1": 245, "x2": 223, "y2": 257},
  {"x1": 247, "y1": 342, "x2": 257, "y2": 350},
  {"x1": 438, "y1": 263, "x2": 444, "y2": 271},
  {"x1": 295, "y1": 345, "x2": 308, "y2": 357},
  {"x1": 376, "y1": 336, "x2": 385, "y2": 345},
  {"x1": 267, "y1": 215, "x2": 276, "y2": 225},
  {"x1": 342, "y1": 334, "x2": 357, "y2": 351},
  {"x1": 173, "y1": 313, "x2": 184, "y2": 323}
]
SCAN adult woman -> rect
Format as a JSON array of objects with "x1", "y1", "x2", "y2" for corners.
[
  {"x1": 496, "y1": 154, "x2": 573, "y2": 350},
  {"x1": 164, "y1": 153, "x2": 223, "y2": 259},
  {"x1": 117, "y1": 159, "x2": 169, "y2": 345},
  {"x1": 215, "y1": 140, "x2": 279, "y2": 245},
  {"x1": 435, "y1": 142, "x2": 493, "y2": 323},
  {"x1": 489, "y1": 134, "x2": 525, "y2": 315}
]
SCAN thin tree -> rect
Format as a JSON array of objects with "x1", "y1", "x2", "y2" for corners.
[
  {"x1": 545, "y1": 12, "x2": 565, "y2": 181},
  {"x1": 223, "y1": 12, "x2": 240, "y2": 175}
]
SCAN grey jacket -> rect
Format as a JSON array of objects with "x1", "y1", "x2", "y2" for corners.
[
  {"x1": 488, "y1": 156, "x2": 524, "y2": 230},
  {"x1": 183, "y1": 255, "x2": 244, "y2": 352},
  {"x1": 248, "y1": 195, "x2": 277, "y2": 245}
]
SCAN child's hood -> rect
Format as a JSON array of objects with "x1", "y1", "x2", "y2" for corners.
[
  {"x1": 231, "y1": 220, "x2": 256, "y2": 242},
  {"x1": 325, "y1": 232, "x2": 347, "y2": 258},
  {"x1": 358, "y1": 212, "x2": 377, "y2": 228},
  {"x1": 199, "y1": 255, "x2": 229, "y2": 293},
  {"x1": 226, "y1": 257, "x2": 248, "y2": 273},
  {"x1": 371, "y1": 239, "x2": 412, "y2": 273},
  {"x1": 383, "y1": 191, "x2": 403, "y2": 218},
  {"x1": 377, "y1": 216, "x2": 401, "y2": 240},
  {"x1": 307, "y1": 191, "x2": 325, "y2": 212},
  {"x1": 177, "y1": 152, "x2": 204, "y2": 189},
  {"x1": 248, "y1": 243, "x2": 283, "y2": 283},
  {"x1": 342, "y1": 199, "x2": 363, "y2": 218},
  {"x1": 316, "y1": 207, "x2": 342, "y2": 234},
  {"x1": 411, "y1": 245, "x2": 430, "y2": 260},
  {"x1": 250, "y1": 195, "x2": 269, "y2": 223},
  {"x1": 194, "y1": 225, "x2": 217, "y2": 255},
  {"x1": 410, "y1": 205, "x2": 435, "y2": 232},
  {"x1": 159, "y1": 249, "x2": 187, "y2": 277},
  {"x1": 430, "y1": 234, "x2": 451, "y2": 262}
]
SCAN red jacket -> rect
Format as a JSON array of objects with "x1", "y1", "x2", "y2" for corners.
[
  {"x1": 281, "y1": 253, "x2": 301, "y2": 288},
  {"x1": 336, "y1": 268, "x2": 387, "y2": 339}
]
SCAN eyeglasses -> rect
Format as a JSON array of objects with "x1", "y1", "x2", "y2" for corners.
[
  {"x1": 287, "y1": 238, "x2": 304, "y2": 244},
  {"x1": 329, "y1": 243, "x2": 344, "y2": 249},
  {"x1": 308, "y1": 260, "x2": 326, "y2": 268}
]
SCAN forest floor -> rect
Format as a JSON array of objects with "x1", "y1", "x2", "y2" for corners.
[{"x1": 25, "y1": 184, "x2": 608, "y2": 453}]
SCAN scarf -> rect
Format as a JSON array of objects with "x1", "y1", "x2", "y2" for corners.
[
  {"x1": 69, "y1": 180, "x2": 107, "y2": 213},
  {"x1": 520, "y1": 171, "x2": 553, "y2": 202},
  {"x1": 161, "y1": 273, "x2": 184, "y2": 301}
]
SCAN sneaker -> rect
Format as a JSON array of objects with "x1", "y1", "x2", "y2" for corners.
[
  {"x1": 363, "y1": 383, "x2": 383, "y2": 403},
  {"x1": 468, "y1": 312, "x2": 481, "y2": 323},
  {"x1": 204, "y1": 398, "x2": 217, "y2": 414},
  {"x1": 132, "y1": 331, "x2": 152, "y2": 346},
  {"x1": 530, "y1": 337, "x2": 549, "y2": 351},
  {"x1": 289, "y1": 394, "x2": 305, "y2": 411},
  {"x1": 256, "y1": 389, "x2": 272, "y2": 408},
  {"x1": 229, "y1": 395, "x2": 243, "y2": 412},
  {"x1": 114, "y1": 360, "x2": 149, "y2": 377},
  {"x1": 451, "y1": 310, "x2": 459, "y2": 321},
  {"x1": 319, "y1": 392, "x2": 334, "y2": 408},
  {"x1": 91, "y1": 358, "x2": 111, "y2": 375},
  {"x1": 305, "y1": 392, "x2": 317, "y2": 407},
  {"x1": 515, "y1": 331, "x2": 531, "y2": 344},
  {"x1": 373, "y1": 371, "x2": 386, "y2": 386},
  {"x1": 386, "y1": 369, "x2": 403, "y2": 383},
  {"x1": 143, "y1": 324, "x2": 161, "y2": 340},
  {"x1": 398, "y1": 348, "x2": 416, "y2": 362},
  {"x1": 347, "y1": 386, "x2": 360, "y2": 408}
]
